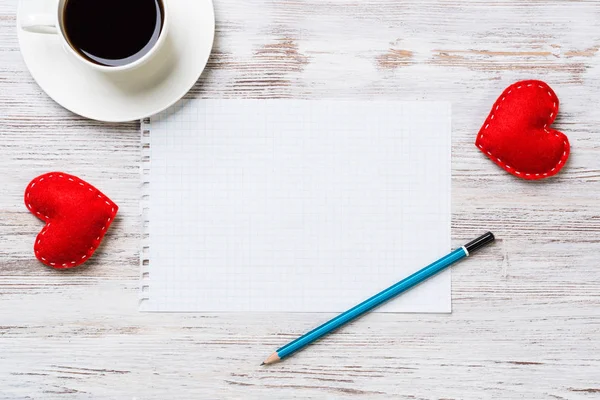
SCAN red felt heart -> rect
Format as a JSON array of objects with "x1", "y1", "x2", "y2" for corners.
[
  {"x1": 475, "y1": 80, "x2": 570, "y2": 180},
  {"x1": 24, "y1": 172, "x2": 118, "y2": 269}
]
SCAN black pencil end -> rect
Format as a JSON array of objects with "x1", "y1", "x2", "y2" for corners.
[
  {"x1": 464, "y1": 232, "x2": 495, "y2": 255},
  {"x1": 260, "y1": 362, "x2": 265, "y2": 366}
]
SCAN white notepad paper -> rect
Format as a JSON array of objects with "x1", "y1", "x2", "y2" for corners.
[{"x1": 140, "y1": 100, "x2": 451, "y2": 312}]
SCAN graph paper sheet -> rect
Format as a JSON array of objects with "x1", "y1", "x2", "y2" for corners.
[{"x1": 140, "y1": 100, "x2": 451, "y2": 312}]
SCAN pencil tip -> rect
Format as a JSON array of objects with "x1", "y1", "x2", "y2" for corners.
[
  {"x1": 262, "y1": 352, "x2": 281, "y2": 365},
  {"x1": 260, "y1": 362, "x2": 265, "y2": 366}
]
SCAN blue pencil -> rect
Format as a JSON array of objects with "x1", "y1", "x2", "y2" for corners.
[{"x1": 262, "y1": 232, "x2": 495, "y2": 365}]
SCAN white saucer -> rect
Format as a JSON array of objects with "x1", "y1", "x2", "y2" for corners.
[{"x1": 17, "y1": 0, "x2": 215, "y2": 122}]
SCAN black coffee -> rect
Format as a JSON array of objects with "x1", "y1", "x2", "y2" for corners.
[{"x1": 63, "y1": 0, "x2": 164, "y2": 67}]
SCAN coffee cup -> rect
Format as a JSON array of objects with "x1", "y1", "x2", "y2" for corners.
[{"x1": 20, "y1": 0, "x2": 169, "y2": 73}]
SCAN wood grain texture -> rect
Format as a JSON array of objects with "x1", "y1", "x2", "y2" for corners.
[{"x1": 1, "y1": 0, "x2": 600, "y2": 398}]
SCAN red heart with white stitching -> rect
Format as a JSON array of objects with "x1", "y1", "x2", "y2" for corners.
[
  {"x1": 475, "y1": 80, "x2": 570, "y2": 180},
  {"x1": 24, "y1": 172, "x2": 118, "y2": 269}
]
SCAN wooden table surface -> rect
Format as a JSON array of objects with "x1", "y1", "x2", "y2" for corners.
[{"x1": 1, "y1": 0, "x2": 599, "y2": 398}]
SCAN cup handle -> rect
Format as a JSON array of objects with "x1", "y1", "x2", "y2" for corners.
[{"x1": 21, "y1": 14, "x2": 58, "y2": 34}]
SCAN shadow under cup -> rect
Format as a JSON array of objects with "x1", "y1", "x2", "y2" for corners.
[{"x1": 61, "y1": 0, "x2": 165, "y2": 68}]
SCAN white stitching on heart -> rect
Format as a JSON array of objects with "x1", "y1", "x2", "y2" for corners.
[
  {"x1": 26, "y1": 173, "x2": 117, "y2": 269},
  {"x1": 477, "y1": 82, "x2": 569, "y2": 179}
]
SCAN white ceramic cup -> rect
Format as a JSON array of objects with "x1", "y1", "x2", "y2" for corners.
[{"x1": 20, "y1": 0, "x2": 169, "y2": 73}]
